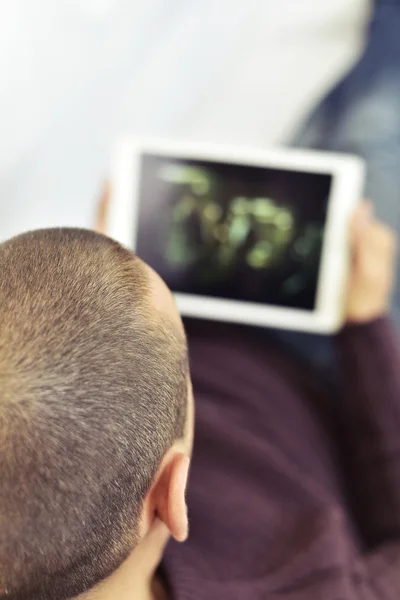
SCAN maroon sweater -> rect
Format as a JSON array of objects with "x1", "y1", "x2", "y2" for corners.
[{"x1": 162, "y1": 318, "x2": 400, "y2": 599}]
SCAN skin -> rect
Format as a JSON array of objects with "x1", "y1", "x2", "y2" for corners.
[
  {"x1": 91, "y1": 193, "x2": 396, "y2": 600},
  {"x1": 346, "y1": 203, "x2": 396, "y2": 323},
  {"x1": 82, "y1": 263, "x2": 195, "y2": 600}
]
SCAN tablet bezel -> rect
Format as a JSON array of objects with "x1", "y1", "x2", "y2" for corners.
[{"x1": 108, "y1": 137, "x2": 365, "y2": 333}]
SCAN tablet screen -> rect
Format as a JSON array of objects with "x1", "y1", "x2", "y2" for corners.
[{"x1": 135, "y1": 153, "x2": 332, "y2": 311}]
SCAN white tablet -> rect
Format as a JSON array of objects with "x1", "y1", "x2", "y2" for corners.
[{"x1": 108, "y1": 138, "x2": 365, "y2": 334}]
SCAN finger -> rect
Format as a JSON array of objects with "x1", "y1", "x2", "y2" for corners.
[
  {"x1": 354, "y1": 221, "x2": 396, "y2": 282},
  {"x1": 357, "y1": 223, "x2": 396, "y2": 266},
  {"x1": 351, "y1": 204, "x2": 395, "y2": 257},
  {"x1": 350, "y1": 202, "x2": 374, "y2": 242},
  {"x1": 95, "y1": 181, "x2": 110, "y2": 233},
  {"x1": 350, "y1": 204, "x2": 373, "y2": 277},
  {"x1": 364, "y1": 222, "x2": 397, "y2": 253}
]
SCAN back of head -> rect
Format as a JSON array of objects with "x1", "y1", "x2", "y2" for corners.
[{"x1": 0, "y1": 229, "x2": 187, "y2": 600}]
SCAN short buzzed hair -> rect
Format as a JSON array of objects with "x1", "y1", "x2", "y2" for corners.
[{"x1": 0, "y1": 229, "x2": 188, "y2": 600}]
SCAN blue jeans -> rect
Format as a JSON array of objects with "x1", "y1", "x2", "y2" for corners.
[{"x1": 270, "y1": 0, "x2": 400, "y2": 383}]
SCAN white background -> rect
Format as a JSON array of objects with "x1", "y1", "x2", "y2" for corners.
[{"x1": 0, "y1": 0, "x2": 369, "y2": 242}]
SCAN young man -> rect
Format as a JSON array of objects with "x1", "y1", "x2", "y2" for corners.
[{"x1": 1, "y1": 203, "x2": 399, "y2": 600}]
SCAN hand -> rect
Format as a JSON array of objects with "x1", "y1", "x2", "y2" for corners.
[{"x1": 346, "y1": 203, "x2": 397, "y2": 324}]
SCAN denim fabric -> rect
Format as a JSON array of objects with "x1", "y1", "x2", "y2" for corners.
[
  {"x1": 270, "y1": 0, "x2": 400, "y2": 382},
  {"x1": 293, "y1": 0, "x2": 400, "y2": 235}
]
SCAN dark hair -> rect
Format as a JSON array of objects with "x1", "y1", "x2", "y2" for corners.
[{"x1": 0, "y1": 229, "x2": 188, "y2": 600}]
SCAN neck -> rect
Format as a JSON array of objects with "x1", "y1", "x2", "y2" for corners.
[{"x1": 81, "y1": 520, "x2": 169, "y2": 600}]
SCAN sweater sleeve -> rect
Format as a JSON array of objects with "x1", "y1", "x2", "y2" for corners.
[
  {"x1": 333, "y1": 318, "x2": 400, "y2": 597},
  {"x1": 336, "y1": 318, "x2": 400, "y2": 544}
]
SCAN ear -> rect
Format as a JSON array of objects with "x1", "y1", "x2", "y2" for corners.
[{"x1": 153, "y1": 453, "x2": 190, "y2": 543}]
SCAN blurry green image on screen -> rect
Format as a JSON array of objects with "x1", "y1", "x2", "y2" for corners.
[{"x1": 135, "y1": 154, "x2": 332, "y2": 311}]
